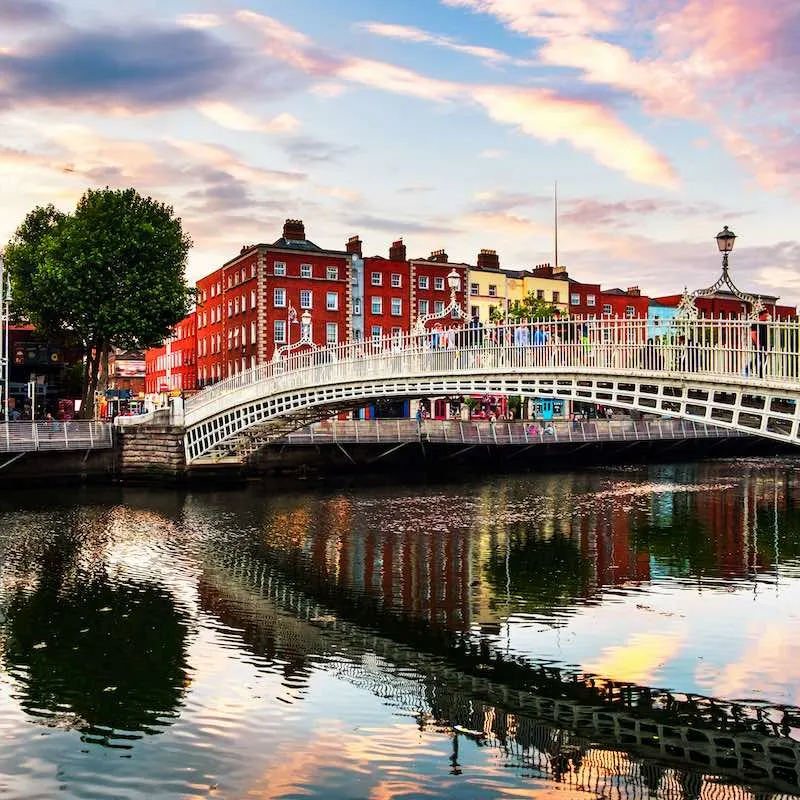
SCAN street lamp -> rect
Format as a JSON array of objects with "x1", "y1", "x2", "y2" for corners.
[
  {"x1": 301, "y1": 309, "x2": 312, "y2": 342},
  {"x1": 715, "y1": 225, "x2": 736, "y2": 274},
  {"x1": 447, "y1": 267, "x2": 461, "y2": 302}
]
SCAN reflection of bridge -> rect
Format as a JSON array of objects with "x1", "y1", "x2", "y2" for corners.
[
  {"x1": 181, "y1": 318, "x2": 800, "y2": 462},
  {"x1": 198, "y1": 532, "x2": 800, "y2": 798}
]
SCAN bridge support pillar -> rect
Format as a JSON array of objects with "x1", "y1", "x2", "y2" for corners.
[{"x1": 118, "y1": 424, "x2": 187, "y2": 484}]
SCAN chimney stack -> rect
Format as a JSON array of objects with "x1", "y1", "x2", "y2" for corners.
[
  {"x1": 283, "y1": 218, "x2": 306, "y2": 241},
  {"x1": 389, "y1": 239, "x2": 407, "y2": 261},
  {"x1": 477, "y1": 249, "x2": 499, "y2": 270},
  {"x1": 346, "y1": 235, "x2": 362, "y2": 257},
  {"x1": 627, "y1": 286, "x2": 641, "y2": 296},
  {"x1": 531, "y1": 263, "x2": 553, "y2": 277},
  {"x1": 429, "y1": 249, "x2": 448, "y2": 263}
]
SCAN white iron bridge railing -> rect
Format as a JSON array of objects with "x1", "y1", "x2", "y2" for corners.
[
  {"x1": 186, "y1": 316, "x2": 800, "y2": 419},
  {"x1": 282, "y1": 418, "x2": 747, "y2": 447},
  {"x1": 0, "y1": 420, "x2": 114, "y2": 454}
]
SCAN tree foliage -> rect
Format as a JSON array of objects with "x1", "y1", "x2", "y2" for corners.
[
  {"x1": 489, "y1": 291, "x2": 560, "y2": 323},
  {"x1": 3, "y1": 188, "x2": 194, "y2": 416}
]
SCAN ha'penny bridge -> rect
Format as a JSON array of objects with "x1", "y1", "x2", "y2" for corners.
[
  {"x1": 196, "y1": 528, "x2": 800, "y2": 799},
  {"x1": 178, "y1": 316, "x2": 800, "y2": 464}
]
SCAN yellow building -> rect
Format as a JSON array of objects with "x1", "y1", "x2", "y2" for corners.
[{"x1": 466, "y1": 253, "x2": 569, "y2": 322}]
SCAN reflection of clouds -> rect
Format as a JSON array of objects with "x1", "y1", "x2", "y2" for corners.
[
  {"x1": 583, "y1": 631, "x2": 686, "y2": 685},
  {"x1": 695, "y1": 623, "x2": 800, "y2": 705}
]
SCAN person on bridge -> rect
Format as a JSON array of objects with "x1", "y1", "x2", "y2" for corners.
[{"x1": 749, "y1": 311, "x2": 770, "y2": 379}]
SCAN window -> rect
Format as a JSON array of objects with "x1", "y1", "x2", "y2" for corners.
[
  {"x1": 391, "y1": 298, "x2": 402, "y2": 316},
  {"x1": 625, "y1": 305, "x2": 636, "y2": 318},
  {"x1": 326, "y1": 291, "x2": 338, "y2": 311},
  {"x1": 300, "y1": 263, "x2": 312, "y2": 278},
  {"x1": 326, "y1": 266, "x2": 339, "y2": 280},
  {"x1": 250, "y1": 321, "x2": 257, "y2": 344},
  {"x1": 418, "y1": 275, "x2": 429, "y2": 290},
  {"x1": 470, "y1": 282, "x2": 479, "y2": 296},
  {"x1": 251, "y1": 264, "x2": 256, "y2": 279},
  {"x1": 419, "y1": 300, "x2": 429, "y2": 315},
  {"x1": 227, "y1": 300, "x2": 233, "y2": 318},
  {"x1": 371, "y1": 297, "x2": 383, "y2": 314},
  {"x1": 489, "y1": 305, "x2": 497, "y2": 318},
  {"x1": 250, "y1": 289, "x2": 257, "y2": 310},
  {"x1": 371, "y1": 272, "x2": 383, "y2": 286},
  {"x1": 391, "y1": 327, "x2": 402, "y2": 337},
  {"x1": 274, "y1": 261, "x2": 286, "y2": 276},
  {"x1": 353, "y1": 298, "x2": 362, "y2": 315},
  {"x1": 602, "y1": 303, "x2": 612, "y2": 315},
  {"x1": 326, "y1": 322, "x2": 338, "y2": 344},
  {"x1": 241, "y1": 324, "x2": 247, "y2": 347},
  {"x1": 434, "y1": 277, "x2": 445, "y2": 291},
  {"x1": 536, "y1": 290, "x2": 545, "y2": 300},
  {"x1": 488, "y1": 284, "x2": 497, "y2": 297},
  {"x1": 391, "y1": 273, "x2": 402, "y2": 288},
  {"x1": 434, "y1": 300, "x2": 444, "y2": 314},
  {"x1": 211, "y1": 284, "x2": 216, "y2": 298},
  {"x1": 587, "y1": 294, "x2": 596, "y2": 307},
  {"x1": 300, "y1": 289, "x2": 312, "y2": 309},
  {"x1": 234, "y1": 297, "x2": 240, "y2": 315},
  {"x1": 371, "y1": 325, "x2": 382, "y2": 340},
  {"x1": 470, "y1": 305, "x2": 479, "y2": 318},
  {"x1": 552, "y1": 291, "x2": 560, "y2": 304},
  {"x1": 450, "y1": 306, "x2": 460, "y2": 319},
  {"x1": 273, "y1": 288, "x2": 286, "y2": 307},
  {"x1": 274, "y1": 319, "x2": 286, "y2": 343},
  {"x1": 570, "y1": 293, "x2": 580, "y2": 306}
]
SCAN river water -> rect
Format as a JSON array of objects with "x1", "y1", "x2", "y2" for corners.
[{"x1": 0, "y1": 459, "x2": 799, "y2": 799}]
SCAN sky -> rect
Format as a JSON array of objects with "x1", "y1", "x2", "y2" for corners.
[{"x1": 1, "y1": 0, "x2": 799, "y2": 304}]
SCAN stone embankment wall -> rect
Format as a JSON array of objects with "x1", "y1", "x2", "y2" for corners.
[{"x1": 117, "y1": 425, "x2": 187, "y2": 483}]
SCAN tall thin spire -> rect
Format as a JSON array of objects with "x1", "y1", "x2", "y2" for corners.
[{"x1": 554, "y1": 181, "x2": 559, "y2": 270}]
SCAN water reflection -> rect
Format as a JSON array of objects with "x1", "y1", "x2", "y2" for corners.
[{"x1": 0, "y1": 503, "x2": 192, "y2": 748}]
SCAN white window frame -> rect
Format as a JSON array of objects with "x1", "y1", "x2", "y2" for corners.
[
  {"x1": 326, "y1": 291, "x2": 338, "y2": 311},
  {"x1": 274, "y1": 319, "x2": 286, "y2": 343},
  {"x1": 371, "y1": 325, "x2": 382, "y2": 340},
  {"x1": 300, "y1": 289, "x2": 313, "y2": 309},
  {"x1": 434, "y1": 277, "x2": 445, "y2": 291},
  {"x1": 391, "y1": 273, "x2": 402, "y2": 288},
  {"x1": 326, "y1": 322, "x2": 338, "y2": 344},
  {"x1": 273, "y1": 287, "x2": 286, "y2": 307},
  {"x1": 371, "y1": 272, "x2": 383, "y2": 286},
  {"x1": 419, "y1": 299, "x2": 429, "y2": 315},
  {"x1": 326, "y1": 266, "x2": 339, "y2": 280},
  {"x1": 434, "y1": 300, "x2": 444, "y2": 314},
  {"x1": 391, "y1": 298, "x2": 402, "y2": 316},
  {"x1": 371, "y1": 297, "x2": 383, "y2": 314},
  {"x1": 274, "y1": 261, "x2": 286, "y2": 276},
  {"x1": 625, "y1": 305, "x2": 636, "y2": 318},
  {"x1": 300, "y1": 263, "x2": 312, "y2": 278},
  {"x1": 470, "y1": 282, "x2": 479, "y2": 296},
  {"x1": 587, "y1": 294, "x2": 596, "y2": 307},
  {"x1": 418, "y1": 275, "x2": 429, "y2": 290},
  {"x1": 602, "y1": 303, "x2": 612, "y2": 315},
  {"x1": 488, "y1": 284, "x2": 497, "y2": 297},
  {"x1": 570, "y1": 293, "x2": 580, "y2": 306}
]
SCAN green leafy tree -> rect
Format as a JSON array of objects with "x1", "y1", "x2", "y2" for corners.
[
  {"x1": 4, "y1": 189, "x2": 194, "y2": 416},
  {"x1": 489, "y1": 292, "x2": 560, "y2": 323}
]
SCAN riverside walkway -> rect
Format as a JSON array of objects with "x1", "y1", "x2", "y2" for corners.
[
  {"x1": 0, "y1": 420, "x2": 113, "y2": 457},
  {"x1": 180, "y1": 316, "x2": 800, "y2": 462}
]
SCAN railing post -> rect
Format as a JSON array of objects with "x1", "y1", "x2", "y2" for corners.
[{"x1": 32, "y1": 421, "x2": 39, "y2": 451}]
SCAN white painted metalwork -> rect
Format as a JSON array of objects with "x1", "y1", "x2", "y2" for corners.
[
  {"x1": 412, "y1": 267, "x2": 466, "y2": 332},
  {"x1": 282, "y1": 418, "x2": 746, "y2": 446},
  {"x1": 0, "y1": 254, "x2": 10, "y2": 420},
  {"x1": 183, "y1": 316, "x2": 800, "y2": 462},
  {"x1": 0, "y1": 420, "x2": 113, "y2": 454}
]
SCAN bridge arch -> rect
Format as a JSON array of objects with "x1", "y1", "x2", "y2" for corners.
[{"x1": 184, "y1": 328, "x2": 800, "y2": 461}]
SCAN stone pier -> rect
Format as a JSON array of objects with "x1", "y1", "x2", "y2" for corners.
[{"x1": 117, "y1": 424, "x2": 187, "y2": 483}]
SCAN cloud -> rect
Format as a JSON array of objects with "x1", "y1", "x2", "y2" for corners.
[
  {"x1": 478, "y1": 148, "x2": 507, "y2": 159},
  {"x1": 462, "y1": 210, "x2": 549, "y2": 236},
  {"x1": 237, "y1": 11, "x2": 675, "y2": 188},
  {"x1": 441, "y1": 0, "x2": 621, "y2": 39},
  {"x1": 347, "y1": 214, "x2": 460, "y2": 236},
  {"x1": 177, "y1": 13, "x2": 223, "y2": 30},
  {"x1": 472, "y1": 86, "x2": 678, "y2": 188},
  {"x1": 197, "y1": 102, "x2": 301, "y2": 133},
  {"x1": 0, "y1": 26, "x2": 238, "y2": 111},
  {"x1": 0, "y1": 0, "x2": 58, "y2": 24},
  {"x1": 282, "y1": 135, "x2": 358, "y2": 165},
  {"x1": 358, "y1": 21, "x2": 533, "y2": 67},
  {"x1": 471, "y1": 190, "x2": 549, "y2": 214}
]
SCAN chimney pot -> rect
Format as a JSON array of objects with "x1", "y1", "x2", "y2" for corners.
[
  {"x1": 627, "y1": 286, "x2": 641, "y2": 296},
  {"x1": 283, "y1": 218, "x2": 306, "y2": 241},
  {"x1": 389, "y1": 238, "x2": 407, "y2": 261},
  {"x1": 477, "y1": 249, "x2": 500, "y2": 270},
  {"x1": 346, "y1": 235, "x2": 363, "y2": 257},
  {"x1": 429, "y1": 249, "x2": 449, "y2": 263}
]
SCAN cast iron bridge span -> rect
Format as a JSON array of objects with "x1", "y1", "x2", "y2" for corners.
[{"x1": 182, "y1": 317, "x2": 800, "y2": 463}]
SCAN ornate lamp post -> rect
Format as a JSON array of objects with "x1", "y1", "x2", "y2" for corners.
[
  {"x1": 273, "y1": 308, "x2": 315, "y2": 361},
  {"x1": 300, "y1": 309, "x2": 312, "y2": 343},
  {"x1": 413, "y1": 268, "x2": 466, "y2": 333},
  {"x1": 677, "y1": 224, "x2": 763, "y2": 320}
]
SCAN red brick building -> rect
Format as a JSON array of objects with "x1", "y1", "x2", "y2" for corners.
[
  {"x1": 599, "y1": 287, "x2": 650, "y2": 318},
  {"x1": 409, "y1": 249, "x2": 469, "y2": 330},
  {"x1": 531, "y1": 264, "x2": 601, "y2": 318},
  {"x1": 654, "y1": 292, "x2": 796, "y2": 320},
  {"x1": 195, "y1": 220, "x2": 351, "y2": 386},
  {"x1": 145, "y1": 311, "x2": 197, "y2": 394}
]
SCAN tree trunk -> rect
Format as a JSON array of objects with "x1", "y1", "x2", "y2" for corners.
[{"x1": 79, "y1": 342, "x2": 103, "y2": 419}]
